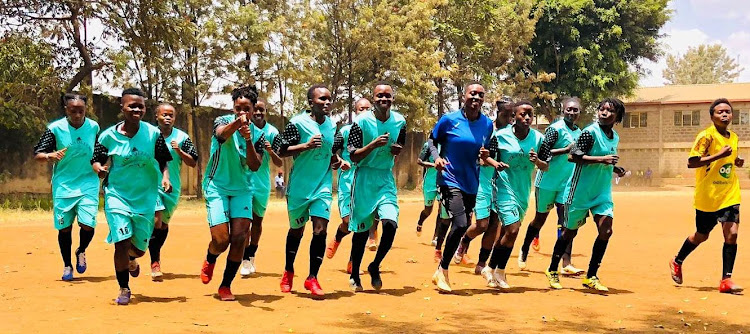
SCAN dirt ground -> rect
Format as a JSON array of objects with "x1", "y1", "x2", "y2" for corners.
[{"x1": 1, "y1": 188, "x2": 748, "y2": 333}]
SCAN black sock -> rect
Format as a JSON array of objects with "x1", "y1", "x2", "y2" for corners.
[
  {"x1": 478, "y1": 247, "x2": 491, "y2": 265},
  {"x1": 243, "y1": 244, "x2": 258, "y2": 260},
  {"x1": 435, "y1": 221, "x2": 449, "y2": 250},
  {"x1": 461, "y1": 234, "x2": 473, "y2": 247},
  {"x1": 78, "y1": 228, "x2": 95, "y2": 253},
  {"x1": 116, "y1": 269, "x2": 129, "y2": 289},
  {"x1": 520, "y1": 225, "x2": 540, "y2": 260},
  {"x1": 675, "y1": 238, "x2": 699, "y2": 264},
  {"x1": 148, "y1": 228, "x2": 168, "y2": 264},
  {"x1": 722, "y1": 243, "x2": 737, "y2": 279},
  {"x1": 587, "y1": 239, "x2": 609, "y2": 278},
  {"x1": 220, "y1": 260, "x2": 241, "y2": 288},
  {"x1": 335, "y1": 228, "x2": 348, "y2": 243},
  {"x1": 58, "y1": 230, "x2": 73, "y2": 267},
  {"x1": 548, "y1": 237, "x2": 570, "y2": 272},
  {"x1": 285, "y1": 233, "x2": 302, "y2": 273},
  {"x1": 206, "y1": 250, "x2": 219, "y2": 264},
  {"x1": 371, "y1": 222, "x2": 397, "y2": 268},
  {"x1": 488, "y1": 245, "x2": 512, "y2": 270},
  {"x1": 350, "y1": 231, "x2": 368, "y2": 280},
  {"x1": 309, "y1": 232, "x2": 326, "y2": 278}
]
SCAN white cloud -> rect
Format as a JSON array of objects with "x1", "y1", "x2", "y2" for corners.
[
  {"x1": 725, "y1": 31, "x2": 750, "y2": 81},
  {"x1": 689, "y1": 0, "x2": 750, "y2": 23},
  {"x1": 639, "y1": 28, "x2": 713, "y2": 87}
]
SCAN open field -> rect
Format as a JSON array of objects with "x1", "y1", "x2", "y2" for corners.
[{"x1": 1, "y1": 188, "x2": 748, "y2": 333}]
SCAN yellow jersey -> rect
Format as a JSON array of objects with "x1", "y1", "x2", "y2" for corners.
[{"x1": 689, "y1": 125, "x2": 741, "y2": 212}]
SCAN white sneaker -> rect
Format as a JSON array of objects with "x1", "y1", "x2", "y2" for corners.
[
  {"x1": 430, "y1": 238, "x2": 437, "y2": 247},
  {"x1": 561, "y1": 264, "x2": 585, "y2": 276},
  {"x1": 480, "y1": 266, "x2": 497, "y2": 288},
  {"x1": 517, "y1": 252, "x2": 527, "y2": 270},
  {"x1": 432, "y1": 268, "x2": 452, "y2": 292},
  {"x1": 492, "y1": 268, "x2": 511, "y2": 289},
  {"x1": 240, "y1": 258, "x2": 256, "y2": 276}
]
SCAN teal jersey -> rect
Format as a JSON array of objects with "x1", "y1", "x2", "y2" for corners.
[
  {"x1": 97, "y1": 122, "x2": 167, "y2": 214},
  {"x1": 535, "y1": 119, "x2": 581, "y2": 191},
  {"x1": 282, "y1": 111, "x2": 337, "y2": 198},
  {"x1": 351, "y1": 110, "x2": 406, "y2": 170},
  {"x1": 566, "y1": 123, "x2": 619, "y2": 205},
  {"x1": 203, "y1": 114, "x2": 261, "y2": 195},
  {"x1": 478, "y1": 127, "x2": 508, "y2": 195},
  {"x1": 162, "y1": 128, "x2": 193, "y2": 196},
  {"x1": 420, "y1": 141, "x2": 439, "y2": 186},
  {"x1": 35, "y1": 118, "x2": 100, "y2": 199},
  {"x1": 339, "y1": 124, "x2": 353, "y2": 164},
  {"x1": 237, "y1": 122, "x2": 270, "y2": 192},
  {"x1": 492, "y1": 127, "x2": 544, "y2": 210}
]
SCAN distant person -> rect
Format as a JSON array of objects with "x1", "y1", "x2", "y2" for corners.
[
  {"x1": 275, "y1": 172, "x2": 285, "y2": 198},
  {"x1": 645, "y1": 167, "x2": 653, "y2": 186}
]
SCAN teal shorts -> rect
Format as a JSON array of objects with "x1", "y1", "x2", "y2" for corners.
[
  {"x1": 493, "y1": 201, "x2": 527, "y2": 226},
  {"x1": 53, "y1": 194, "x2": 98, "y2": 230},
  {"x1": 251, "y1": 190, "x2": 271, "y2": 218},
  {"x1": 535, "y1": 187, "x2": 565, "y2": 214},
  {"x1": 423, "y1": 181, "x2": 439, "y2": 207},
  {"x1": 338, "y1": 168, "x2": 355, "y2": 219},
  {"x1": 155, "y1": 190, "x2": 180, "y2": 224},
  {"x1": 105, "y1": 209, "x2": 154, "y2": 251},
  {"x1": 474, "y1": 188, "x2": 493, "y2": 220},
  {"x1": 350, "y1": 167, "x2": 399, "y2": 233},
  {"x1": 203, "y1": 184, "x2": 253, "y2": 227},
  {"x1": 287, "y1": 194, "x2": 332, "y2": 229},
  {"x1": 564, "y1": 201, "x2": 613, "y2": 230}
]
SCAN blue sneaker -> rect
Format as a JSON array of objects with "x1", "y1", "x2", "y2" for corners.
[
  {"x1": 62, "y1": 266, "x2": 74, "y2": 281},
  {"x1": 75, "y1": 251, "x2": 87, "y2": 274},
  {"x1": 115, "y1": 288, "x2": 131, "y2": 305}
]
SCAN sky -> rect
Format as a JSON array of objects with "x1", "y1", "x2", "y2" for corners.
[{"x1": 639, "y1": 0, "x2": 750, "y2": 87}]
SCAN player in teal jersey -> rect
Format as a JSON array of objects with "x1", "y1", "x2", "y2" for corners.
[
  {"x1": 275, "y1": 85, "x2": 345, "y2": 298},
  {"x1": 417, "y1": 140, "x2": 452, "y2": 263},
  {"x1": 545, "y1": 98, "x2": 627, "y2": 292},
  {"x1": 347, "y1": 82, "x2": 406, "y2": 291},
  {"x1": 479, "y1": 101, "x2": 548, "y2": 288},
  {"x1": 149, "y1": 103, "x2": 198, "y2": 281},
  {"x1": 518, "y1": 97, "x2": 584, "y2": 276},
  {"x1": 34, "y1": 93, "x2": 100, "y2": 281},
  {"x1": 240, "y1": 99, "x2": 283, "y2": 277},
  {"x1": 91, "y1": 88, "x2": 173, "y2": 305},
  {"x1": 199, "y1": 86, "x2": 263, "y2": 301},
  {"x1": 454, "y1": 98, "x2": 513, "y2": 272}
]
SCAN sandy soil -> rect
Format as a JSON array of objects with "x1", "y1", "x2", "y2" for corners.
[{"x1": 1, "y1": 188, "x2": 748, "y2": 333}]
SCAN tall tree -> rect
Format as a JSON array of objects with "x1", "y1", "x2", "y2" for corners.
[{"x1": 663, "y1": 44, "x2": 743, "y2": 85}]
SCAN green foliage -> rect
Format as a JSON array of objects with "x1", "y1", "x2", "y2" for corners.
[{"x1": 663, "y1": 44, "x2": 743, "y2": 85}]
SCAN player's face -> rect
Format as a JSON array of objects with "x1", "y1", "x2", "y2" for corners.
[
  {"x1": 253, "y1": 101, "x2": 266, "y2": 123},
  {"x1": 155, "y1": 105, "x2": 175, "y2": 128},
  {"x1": 712, "y1": 103, "x2": 732, "y2": 126},
  {"x1": 515, "y1": 104, "x2": 534, "y2": 128},
  {"x1": 310, "y1": 88, "x2": 332, "y2": 115},
  {"x1": 355, "y1": 99, "x2": 371, "y2": 115},
  {"x1": 121, "y1": 95, "x2": 146, "y2": 123},
  {"x1": 597, "y1": 102, "x2": 618, "y2": 126},
  {"x1": 234, "y1": 97, "x2": 254, "y2": 119},
  {"x1": 65, "y1": 98, "x2": 86, "y2": 127},
  {"x1": 463, "y1": 84, "x2": 484, "y2": 112},
  {"x1": 563, "y1": 100, "x2": 581, "y2": 123},
  {"x1": 496, "y1": 106, "x2": 513, "y2": 128},
  {"x1": 373, "y1": 85, "x2": 394, "y2": 113}
]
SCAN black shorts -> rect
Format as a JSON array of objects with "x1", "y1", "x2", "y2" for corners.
[
  {"x1": 439, "y1": 186, "x2": 477, "y2": 221},
  {"x1": 695, "y1": 205, "x2": 740, "y2": 234}
]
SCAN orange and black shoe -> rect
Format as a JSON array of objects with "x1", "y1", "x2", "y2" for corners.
[
  {"x1": 719, "y1": 278, "x2": 744, "y2": 294},
  {"x1": 218, "y1": 286, "x2": 235, "y2": 301},
  {"x1": 280, "y1": 270, "x2": 294, "y2": 293},
  {"x1": 304, "y1": 276, "x2": 325, "y2": 299},
  {"x1": 201, "y1": 260, "x2": 215, "y2": 284},
  {"x1": 669, "y1": 257, "x2": 683, "y2": 285}
]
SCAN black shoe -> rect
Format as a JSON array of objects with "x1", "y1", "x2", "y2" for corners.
[{"x1": 368, "y1": 263, "x2": 382, "y2": 290}]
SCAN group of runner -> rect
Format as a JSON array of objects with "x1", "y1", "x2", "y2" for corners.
[{"x1": 34, "y1": 82, "x2": 742, "y2": 305}]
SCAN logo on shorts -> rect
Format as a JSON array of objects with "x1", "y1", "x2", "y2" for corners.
[{"x1": 719, "y1": 163, "x2": 732, "y2": 178}]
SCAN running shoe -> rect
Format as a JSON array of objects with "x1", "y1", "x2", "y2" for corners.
[
  {"x1": 434, "y1": 249, "x2": 443, "y2": 263},
  {"x1": 561, "y1": 264, "x2": 585, "y2": 276},
  {"x1": 453, "y1": 243, "x2": 466, "y2": 264},
  {"x1": 430, "y1": 237, "x2": 437, "y2": 247},
  {"x1": 545, "y1": 270, "x2": 563, "y2": 289},
  {"x1": 719, "y1": 278, "x2": 744, "y2": 294},
  {"x1": 474, "y1": 263, "x2": 485, "y2": 275},
  {"x1": 115, "y1": 288, "x2": 131, "y2": 305},
  {"x1": 62, "y1": 266, "x2": 74, "y2": 281},
  {"x1": 416, "y1": 224, "x2": 423, "y2": 237},
  {"x1": 280, "y1": 271, "x2": 293, "y2": 293},
  {"x1": 304, "y1": 277, "x2": 325, "y2": 298},
  {"x1": 669, "y1": 257, "x2": 683, "y2": 285},
  {"x1": 240, "y1": 258, "x2": 256, "y2": 277},
  {"x1": 349, "y1": 278, "x2": 364, "y2": 292},
  {"x1": 346, "y1": 261, "x2": 364, "y2": 275},
  {"x1": 582, "y1": 276, "x2": 609, "y2": 292},
  {"x1": 201, "y1": 260, "x2": 215, "y2": 284},
  {"x1": 432, "y1": 268, "x2": 452, "y2": 292},
  {"x1": 151, "y1": 261, "x2": 163, "y2": 282},
  {"x1": 75, "y1": 250, "x2": 87, "y2": 274},
  {"x1": 218, "y1": 286, "x2": 235, "y2": 301},
  {"x1": 459, "y1": 253, "x2": 472, "y2": 266},
  {"x1": 492, "y1": 268, "x2": 511, "y2": 289},
  {"x1": 368, "y1": 263, "x2": 382, "y2": 290},
  {"x1": 367, "y1": 238, "x2": 378, "y2": 251},
  {"x1": 480, "y1": 266, "x2": 497, "y2": 288},
  {"x1": 128, "y1": 259, "x2": 140, "y2": 277},
  {"x1": 531, "y1": 237, "x2": 540, "y2": 252},
  {"x1": 517, "y1": 251, "x2": 527, "y2": 270},
  {"x1": 326, "y1": 239, "x2": 341, "y2": 259}
]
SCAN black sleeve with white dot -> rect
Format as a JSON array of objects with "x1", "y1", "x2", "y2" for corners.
[
  {"x1": 91, "y1": 141, "x2": 109, "y2": 165},
  {"x1": 571, "y1": 131, "x2": 594, "y2": 157},
  {"x1": 181, "y1": 137, "x2": 199, "y2": 160},
  {"x1": 277, "y1": 122, "x2": 301, "y2": 155},
  {"x1": 33, "y1": 129, "x2": 56, "y2": 155},
  {"x1": 347, "y1": 123, "x2": 364, "y2": 155},
  {"x1": 537, "y1": 129, "x2": 558, "y2": 162}
]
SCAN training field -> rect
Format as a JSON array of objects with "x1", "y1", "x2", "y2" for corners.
[{"x1": 1, "y1": 188, "x2": 748, "y2": 333}]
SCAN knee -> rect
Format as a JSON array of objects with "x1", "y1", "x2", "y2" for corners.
[
  {"x1": 78, "y1": 224, "x2": 93, "y2": 231},
  {"x1": 382, "y1": 219, "x2": 398, "y2": 231},
  {"x1": 726, "y1": 232, "x2": 739, "y2": 244},
  {"x1": 289, "y1": 227, "x2": 304, "y2": 238},
  {"x1": 231, "y1": 230, "x2": 248, "y2": 245},
  {"x1": 423, "y1": 206, "x2": 434, "y2": 215},
  {"x1": 213, "y1": 234, "x2": 231, "y2": 249},
  {"x1": 130, "y1": 248, "x2": 146, "y2": 258},
  {"x1": 561, "y1": 229, "x2": 577, "y2": 241},
  {"x1": 599, "y1": 226, "x2": 613, "y2": 239},
  {"x1": 692, "y1": 232, "x2": 710, "y2": 244},
  {"x1": 60, "y1": 226, "x2": 73, "y2": 233},
  {"x1": 312, "y1": 224, "x2": 327, "y2": 236}
]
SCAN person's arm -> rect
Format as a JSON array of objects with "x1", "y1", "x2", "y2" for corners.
[
  {"x1": 568, "y1": 131, "x2": 618, "y2": 165},
  {"x1": 175, "y1": 137, "x2": 198, "y2": 168},
  {"x1": 480, "y1": 135, "x2": 509, "y2": 171},
  {"x1": 417, "y1": 143, "x2": 435, "y2": 168},
  {"x1": 687, "y1": 134, "x2": 732, "y2": 168},
  {"x1": 155, "y1": 135, "x2": 174, "y2": 192},
  {"x1": 266, "y1": 134, "x2": 283, "y2": 167},
  {"x1": 91, "y1": 140, "x2": 110, "y2": 178},
  {"x1": 214, "y1": 115, "x2": 245, "y2": 143},
  {"x1": 390, "y1": 127, "x2": 406, "y2": 156},
  {"x1": 275, "y1": 122, "x2": 320, "y2": 157},
  {"x1": 240, "y1": 126, "x2": 263, "y2": 171},
  {"x1": 349, "y1": 123, "x2": 388, "y2": 163},
  {"x1": 331, "y1": 131, "x2": 349, "y2": 170},
  {"x1": 537, "y1": 128, "x2": 558, "y2": 162},
  {"x1": 33, "y1": 129, "x2": 67, "y2": 163}
]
